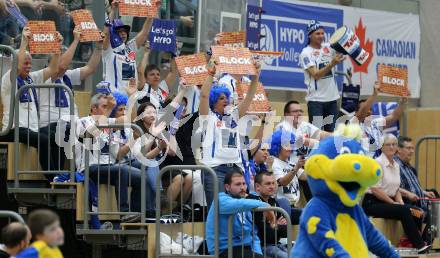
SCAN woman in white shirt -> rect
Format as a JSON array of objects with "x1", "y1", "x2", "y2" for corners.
[
  {"x1": 362, "y1": 134, "x2": 428, "y2": 252},
  {"x1": 199, "y1": 58, "x2": 261, "y2": 207}
]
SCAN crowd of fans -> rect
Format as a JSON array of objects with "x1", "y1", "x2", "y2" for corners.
[{"x1": 0, "y1": 0, "x2": 433, "y2": 257}]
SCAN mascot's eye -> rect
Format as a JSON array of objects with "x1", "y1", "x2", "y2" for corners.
[{"x1": 340, "y1": 146, "x2": 352, "y2": 155}]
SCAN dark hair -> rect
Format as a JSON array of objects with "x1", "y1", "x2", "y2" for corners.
[
  {"x1": 355, "y1": 99, "x2": 367, "y2": 112},
  {"x1": 224, "y1": 171, "x2": 243, "y2": 185},
  {"x1": 1, "y1": 222, "x2": 28, "y2": 248},
  {"x1": 27, "y1": 209, "x2": 59, "y2": 237},
  {"x1": 135, "y1": 102, "x2": 157, "y2": 133},
  {"x1": 145, "y1": 64, "x2": 161, "y2": 76},
  {"x1": 398, "y1": 136, "x2": 412, "y2": 148},
  {"x1": 283, "y1": 100, "x2": 300, "y2": 115},
  {"x1": 254, "y1": 171, "x2": 273, "y2": 185}
]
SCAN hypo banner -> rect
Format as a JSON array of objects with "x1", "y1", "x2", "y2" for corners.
[
  {"x1": 71, "y1": 9, "x2": 102, "y2": 42},
  {"x1": 28, "y1": 21, "x2": 61, "y2": 54},
  {"x1": 149, "y1": 19, "x2": 177, "y2": 53},
  {"x1": 260, "y1": 0, "x2": 420, "y2": 98},
  {"x1": 246, "y1": 4, "x2": 262, "y2": 51}
]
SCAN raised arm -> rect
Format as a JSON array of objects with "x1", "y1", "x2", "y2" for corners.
[
  {"x1": 164, "y1": 57, "x2": 178, "y2": 90},
  {"x1": 42, "y1": 32, "x2": 63, "y2": 82},
  {"x1": 137, "y1": 43, "x2": 150, "y2": 89},
  {"x1": 16, "y1": 27, "x2": 30, "y2": 80},
  {"x1": 355, "y1": 82, "x2": 379, "y2": 120},
  {"x1": 80, "y1": 36, "x2": 104, "y2": 81},
  {"x1": 103, "y1": 0, "x2": 119, "y2": 50},
  {"x1": 384, "y1": 97, "x2": 407, "y2": 128},
  {"x1": 306, "y1": 53, "x2": 344, "y2": 81},
  {"x1": 238, "y1": 61, "x2": 260, "y2": 118},
  {"x1": 59, "y1": 27, "x2": 81, "y2": 72},
  {"x1": 134, "y1": 0, "x2": 160, "y2": 48},
  {"x1": 199, "y1": 59, "x2": 216, "y2": 116}
]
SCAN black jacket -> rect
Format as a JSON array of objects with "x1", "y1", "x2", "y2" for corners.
[{"x1": 246, "y1": 194, "x2": 288, "y2": 245}]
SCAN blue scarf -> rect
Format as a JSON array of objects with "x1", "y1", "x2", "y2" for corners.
[
  {"x1": 54, "y1": 74, "x2": 73, "y2": 108},
  {"x1": 17, "y1": 76, "x2": 39, "y2": 110}
]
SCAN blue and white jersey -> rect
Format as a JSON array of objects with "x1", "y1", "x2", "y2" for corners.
[
  {"x1": 300, "y1": 43, "x2": 340, "y2": 102},
  {"x1": 350, "y1": 116, "x2": 386, "y2": 157},
  {"x1": 200, "y1": 108, "x2": 243, "y2": 168},
  {"x1": 40, "y1": 68, "x2": 80, "y2": 127},
  {"x1": 272, "y1": 157, "x2": 303, "y2": 204},
  {"x1": 103, "y1": 39, "x2": 138, "y2": 93}
]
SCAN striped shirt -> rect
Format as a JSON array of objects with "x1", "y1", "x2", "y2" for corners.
[{"x1": 395, "y1": 156, "x2": 427, "y2": 211}]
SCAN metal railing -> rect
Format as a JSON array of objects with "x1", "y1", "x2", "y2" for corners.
[
  {"x1": 415, "y1": 136, "x2": 440, "y2": 189},
  {"x1": 13, "y1": 84, "x2": 76, "y2": 187},
  {"x1": 0, "y1": 210, "x2": 25, "y2": 223},
  {"x1": 155, "y1": 165, "x2": 219, "y2": 258},
  {"x1": 227, "y1": 207, "x2": 293, "y2": 258},
  {"x1": 83, "y1": 124, "x2": 147, "y2": 229},
  {"x1": 0, "y1": 45, "x2": 18, "y2": 136}
]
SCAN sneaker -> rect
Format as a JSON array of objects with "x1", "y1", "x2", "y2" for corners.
[
  {"x1": 418, "y1": 244, "x2": 430, "y2": 254},
  {"x1": 121, "y1": 214, "x2": 141, "y2": 223},
  {"x1": 100, "y1": 221, "x2": 114, "y2": 230}
]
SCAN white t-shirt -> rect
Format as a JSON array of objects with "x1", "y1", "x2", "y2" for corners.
[
  {"x1": 112, "y1": 127, "x2": 133, "y2": 163},
  {"x1": 40, "y1": 68, "x2": 81, "y2": 127},
  {"x1": 137, "y1": 80, "x2": 169, "y2": 110},
  {"x1": 350, "y1": 116, "x2": 386, "y2": 157},
  {"x1": 300, "y1": 43, "x2": 340, "y2": 102},
  {"x1": 103, "y1": 39, "x2": 138, "y2": 93},
  {"x1": 75, "y1": 116, "x2": 119, "y2": 172},
  {"x1": 275, "y1": 119, "x2": 320, "y2": 162},
  {"x1": 200, "y1": 107, "x2": 243, "y2": 168},
  {"x1": 272, "y1": 157, "x2": 303, "y2": 204},
  {"x1": 1, "y1": 70, "x2": 44, "y2": 132}
]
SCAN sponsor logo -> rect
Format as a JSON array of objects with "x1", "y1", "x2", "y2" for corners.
[
  {"x1": 184, "y1": 65, "x2": 207, "y2": 75},
  {"x1": 218, "y1": 56, "x2": 252, "y2": 65},
  {"x1": 382, "y1": 76, "x2": 404, "y2": 86},
  {"x1": 124, "y1": 0, "x2": 152, "y2": 5},
  {"x1": 33, "y1": 34, "x2": 55, "y2": 42},
  {"x1": 80, "y1": 22, "x2": 97, "y2": 30}
]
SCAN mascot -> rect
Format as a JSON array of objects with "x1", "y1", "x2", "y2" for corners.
[{"x1": 291, "y1": 124, "x2": 400, "y2": 258}]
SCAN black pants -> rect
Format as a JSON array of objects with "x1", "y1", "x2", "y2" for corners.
[
  {"x1": 307, "y1": 100, "x2": 338, "y2": 132},
  {"x1": 219, "y1": 246, "x2": 263, "y2": 258},
  {"x1": 0, "y1": 127, "x2": 56, "y2": 180},
  {"x1": 362, "y1": 194, "x2": 424, "y2": 248},
  {"x1": 39, "y1": 122, "x2": 71, "y2": 171}
]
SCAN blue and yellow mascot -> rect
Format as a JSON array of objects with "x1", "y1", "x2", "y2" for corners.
[{"x1": 291, "y1": 124, "x2": 400, "y2": 258}]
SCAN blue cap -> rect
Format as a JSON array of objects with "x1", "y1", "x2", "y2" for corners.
[
  {"x1": 113, "y1": 18, "x2": 131, "y2": 33},
  {"x1": 307, "y1": 20, "x2": 322, "y2": 35}
]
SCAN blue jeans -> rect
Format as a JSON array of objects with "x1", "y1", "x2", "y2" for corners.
[
  {"x1": 263, "y1": 244, "x2": 289, "y2": 258},
  {"x1": 307, "y1": 100, "x2": 339, "y2": 132},
  {"x1": 131, "y1": 160, "x2": 160, "y2": 213},
  {"x1": 203, "y1": 164, "x2": 243, "y2": 209}
]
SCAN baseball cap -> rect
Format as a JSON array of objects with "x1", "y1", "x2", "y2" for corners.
[{"x1": 307, "y1": 20, "x2": 322, "y2": 35}]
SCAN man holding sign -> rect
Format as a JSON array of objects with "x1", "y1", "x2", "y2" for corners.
[
  {"x1": 0, "y1": 26, "x2": 63, "y2": 179},
  {"x1": 102, "y1": 0, "x2": 161, "y2": 92}
]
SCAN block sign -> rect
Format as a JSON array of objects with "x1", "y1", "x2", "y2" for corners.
[
  {"x1": 236, "y1": 82, "x2": 271, "y2": 113},
  {"x1": 175, "y1": 53, "x2": 208, "y2": 86},
  {"x1": 211, "y1": 46, "x2": 256, "y2": 75},
  {"x1": 119, "y1": 0, "x2": 159, "y2": 17},
  {"x1": 377, "y1": 64, "x2": 409, "y2": 97},
  {"x1": 217, "y1": 31, "x2": 246, "y2": 48},
  {"x1": 149, "y1": 19, "x2": 177, "y2": 53},
  {"x1": 71, "y1": 9, "x2": 102, "y2": 42},
  {"x1": 27, "y1": 21, "x2": 61, "y2": 54}
]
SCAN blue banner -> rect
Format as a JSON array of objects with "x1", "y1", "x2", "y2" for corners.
[
  {"x1": 259, "y1": 0, "x2": 343, "y2": 91},
  {"x1": 149, "y1": 19, "x2": 177, "y2": 53},
  {"x1": 246, "y1": 4, "x2": 261, "y2": 51}
]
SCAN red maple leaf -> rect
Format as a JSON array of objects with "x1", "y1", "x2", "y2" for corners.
[{"x1": 351, "y1": 18, "x2": 373, "y2": 74}]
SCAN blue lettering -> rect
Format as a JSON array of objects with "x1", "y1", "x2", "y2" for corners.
[{"x1": 376, "y1": 38, "x2": 416, "y2": 59}]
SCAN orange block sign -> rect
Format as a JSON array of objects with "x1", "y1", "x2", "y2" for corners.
[
  {"x1": 175, "y1": 53, "x2": 208, "y2": 86},
  {"x1": 236, "y1": 82, "x2": 271, "y2": 113},
  {"x1": 119, "y1": 0, "x2": 158, "y2": 17},
  {"x1": 377, "y1": 64, "x2": 409, "y2": 96},
  {"x1": 211, "y1": 46, "x2": 256, "y2": 75},
  {"x1": 71, "y1": 9, "x2": 102, "y2": 42},
  {"x1": 28, "y1": 21, "x2": 61, "y2": 54},
  {"x1": 217, "y1": 31, "x2": 246, "y2": 48}
]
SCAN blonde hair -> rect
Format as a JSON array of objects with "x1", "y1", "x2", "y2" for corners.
[{"x1": 334, "y1": 124, "x2": 363, "y2": 141}]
